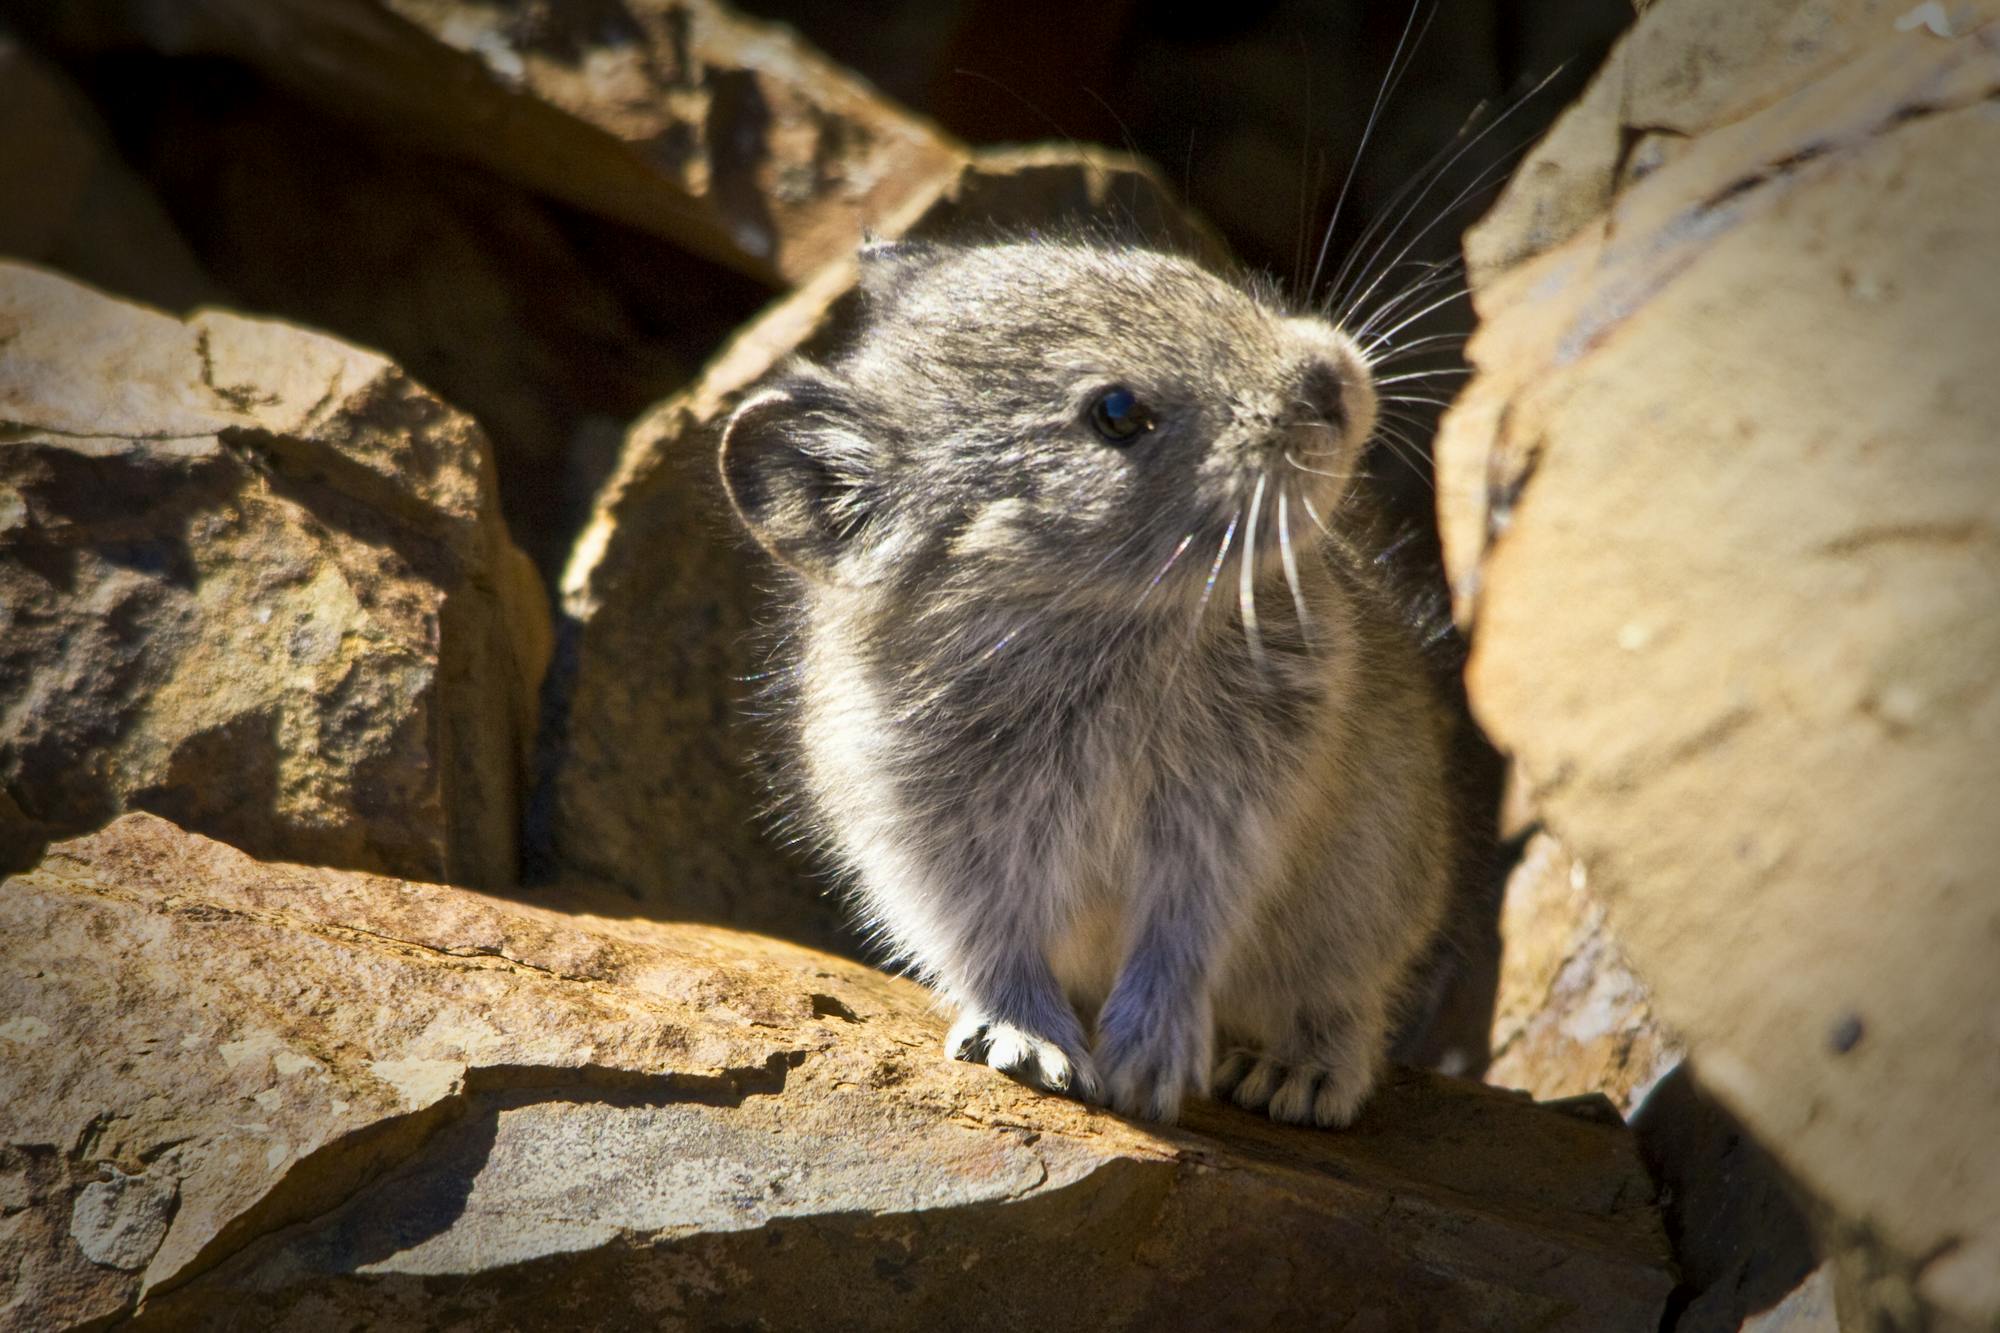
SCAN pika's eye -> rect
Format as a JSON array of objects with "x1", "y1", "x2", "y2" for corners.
[{"x1": 1088, "y1": 386, "x2": 1154, "y2": 445}]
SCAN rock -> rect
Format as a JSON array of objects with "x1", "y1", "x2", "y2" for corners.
[
  {"x1": 0, "y1": 35, "x2": 216, "y2": 312},
  {"x1": 1741, "y1": 1265, "x2": 1838, "y2": 1333},
  {"x1": 1438, "y1": 7, "x2": 2000, "y2": 1326},
  {"x1": 539, "y1": 145, "x2": 1217, "y2": 944},
  {"x1": 0, "y1": 263, "x2": 549, "y2": 886},
  {"x1": 1, "y1": 814, "x2": 1674, "y2": 1330},
  {"x1": 1632, "y1": 1068, "x2": 1824, "y2": 1333},
  {"x1": 37, "y1": 0, "x2": 963, "y2": 286},
  {"x1": 1487, "y1": 838, "x2": 1825, "y2": 1333},
  {"x1": 1486, "y1": 832, "x2": 1682, "y2": 1113},
  {"x1": 67, "y1": 1167, "x2": 178, "y2": 1273},
  {"x1": 49, "y1": 59, "x2": 767, "y2": 577}
]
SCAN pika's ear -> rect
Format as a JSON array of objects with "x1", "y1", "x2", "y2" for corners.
[
  {"x1": 857, "y1": 236, "x2": 943, "y2": 307},
  {"x1": 718, "y1": 378, "x2": 880, "y2": 584}
]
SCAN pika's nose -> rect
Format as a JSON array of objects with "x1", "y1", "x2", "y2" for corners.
[{"x1": 1297, "y1": 360, "x2": 1347, "y2": 432}]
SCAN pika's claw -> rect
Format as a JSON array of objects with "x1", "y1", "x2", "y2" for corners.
[
  {"x1": 946, "y1": 1012, "x2": 1103, "y2": 1103},
  {"x1": 1218, "y1": 1049, "x2": 1374, "y2": 1128}
]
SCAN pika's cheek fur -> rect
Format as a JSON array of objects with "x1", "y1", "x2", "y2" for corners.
[{"x1": 719, "y1": 236, "x2": 1458, "y2": 1128}]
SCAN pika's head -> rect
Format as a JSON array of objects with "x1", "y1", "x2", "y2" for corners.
[{"x1": 719, "y1": 239, "x2": 1376, "y2": 609}]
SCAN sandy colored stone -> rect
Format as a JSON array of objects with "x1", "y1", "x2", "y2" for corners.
[
  {"x1": 1438, "y1": 10, "x2": 2000, "y2": 1326},
  {"x1": 0, "y1": 263, "x2": 549, "y2": 886},
  {"x1": 541, "y1": 145, "x2": 1219, "y2": 943},
  {"x1": 1486, "y1": 832, "x2": 1683, "y2": 1114},
  {"x1": 42, "y1": 0, "x2": 962, "y2": 286},
  {"x1": 0, "y1": 814, "x2": 1673, "y2": 1330},
  {"x1": 1467, "y1": 0, "x2": 1953, "y2": 284}
]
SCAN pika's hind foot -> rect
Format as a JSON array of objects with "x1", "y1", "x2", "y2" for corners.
[
  {"x1": 1213, "y1": 1048, "x2": 1375, "y2": 1128},
  {"x1": 947, "y1": 1011, "x2": 1104, "y2": 1103}
]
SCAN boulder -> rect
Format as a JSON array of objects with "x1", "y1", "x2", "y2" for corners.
[
  {"x1": 1437, "y1": 5, "x2": 2000, "y2": 1325},
  {"x1": 0, "y1": 263, "x2": 549, "y2": 886},
  {"x1": 539, "y1": 145, "x2": 1218, "y2": 946},
  {"x1": 36, "y1": 0, "x2": 963, "y2": 286},
  {"x1": 1, "y1": 814, "x2": 1675, "y2": 1330}
]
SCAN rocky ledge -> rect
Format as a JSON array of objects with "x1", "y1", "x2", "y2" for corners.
[{"x1": 3, "y1": 814, "x2": 1673, "y2": 1330}]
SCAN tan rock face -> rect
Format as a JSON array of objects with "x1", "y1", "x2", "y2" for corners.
[
  {"x1": 46, "y1": 0, "x2": 962, "y2": 286},
  {"x1": 1438, "y1": 6, "x2": 2000, "y2": 1323},
  {"x1": 1486, "y1": 833, "x2": 1683, "y2": 1114},
  {"x1": 0, "y1": 814, "x2": 1673, "y2": 1330},
  {"x1": 542, "y1": 146, "x2": 1219, "y2": 944},
  {"x1": 0, "y1": 263, "x2": 549, "y2": 887}
]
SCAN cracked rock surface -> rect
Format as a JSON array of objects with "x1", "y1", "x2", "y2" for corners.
[
  {"x1": 1438, "y1": 3, "x2": 2000, "y2": 1325},
  {"x1": 0, "y1": 262, "x2": 550, "y2": 886},
  {"x1": 1, "y1": 814, "x2": 1674, "y2": 1330}
]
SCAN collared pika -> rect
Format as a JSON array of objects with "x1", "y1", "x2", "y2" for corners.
[{"x1": 718, "y1": 236, "x2": 1456, "y2": 1126}]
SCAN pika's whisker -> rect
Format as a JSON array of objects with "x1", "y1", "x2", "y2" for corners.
[
  {"x1": 1323, "y1": 80, "x2": 1490, "y2": 309},
  {"x1": 1140, "y1": 531, "x2": 1199, "y2": 606},
  {"x1": 1370, "y1": 426, "x2": 1437, "y2": 493},
  {"x1": 1334, "y1": 63, "x2": 1569, "y2": 325},
  {"x1": 1353, "y1": 278, "x2": 1465, "y2": 349},
  {"x1": 1284, "y1": 451, "x2": 1351, "y2": 481},
  {"x1": 1298, "y1": 488, "x2": 1336, "y2": 539},
  {"x1": 1277, "y1": 486, "x2": 1312, "y2": 647},
  {"x1": 1374, "y1": 367, "x2": 1472, "y2": 386},
  {"x1": 1369, "y1": 330, "x2": 1467, "y2": 363},
  {"x1": 1352, "y1": 257, "x2": 1465, "y2": 336},
  {"x1": 1306, "y1": 0, "x2": 1436, "y2": 298},
  {"x1": 1196, "y1": 508, "x2": 1241, "y2": 630},
  {"x1": 1356, "y1": 275, "x2": 1470, "y2": 347},
  {"x1": 1239, "y1": 471, "x2": 1271, "y2": 671},
  {"x1": 1363, "y1": 287, "x2": 1475, "y2": 353}
]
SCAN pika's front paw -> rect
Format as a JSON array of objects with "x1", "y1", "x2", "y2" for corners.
[
  {"x1": 1213, "y1": 1048, "x2": 1375, "y2": 1128},
  {"x1": 1092, "y1": 995, "x2": 1213, "y2": 1124},
  {"x1": 947, "y1": 1011, "x2": 1104, "y2": 1103}
]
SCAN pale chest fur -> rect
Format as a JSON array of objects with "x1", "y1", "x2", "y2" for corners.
[{"x1": 795, "y1": 565, "x2": 1369, "y2": 992}]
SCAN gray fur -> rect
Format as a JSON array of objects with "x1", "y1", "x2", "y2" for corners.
[{"x1": 719, "y1": 238, "x2": 1454, "y2": 1126}]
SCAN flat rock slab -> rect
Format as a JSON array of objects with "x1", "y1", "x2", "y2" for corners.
[{"x1": 2, "y1": 814, "x2": 1673, "y2": 1330}]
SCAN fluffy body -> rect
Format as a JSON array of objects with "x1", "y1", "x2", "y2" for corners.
[{"x1": 720, "y1": 238, "x2": 1455, "y2": 1126}]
